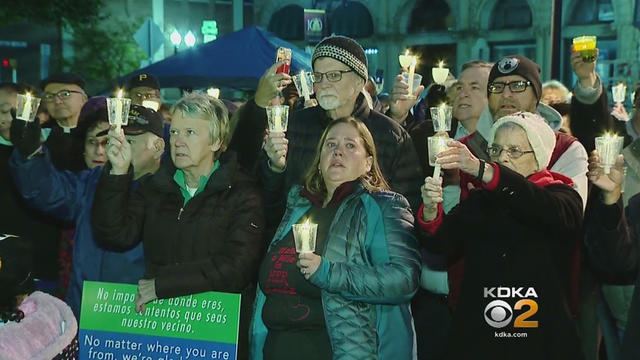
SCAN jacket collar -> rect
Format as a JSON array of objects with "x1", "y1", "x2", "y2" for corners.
[{"x1": 151, "y1": 150, "x2": 238, "y2": 195}]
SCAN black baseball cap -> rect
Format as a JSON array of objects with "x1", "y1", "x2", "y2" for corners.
[
  {"x1": 40, "y1": 72, "x2": 86, "y2": 90},
  {"x1": 97, "y1": 105, "x2": 164, "y2": 138},
  {"x1": 126, "y1": 73, "x2": 160, "y2": 91}
]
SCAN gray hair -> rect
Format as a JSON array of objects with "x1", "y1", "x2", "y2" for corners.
[{"x1": 171, "y1": 92, "x2": 230, "y2": 156}]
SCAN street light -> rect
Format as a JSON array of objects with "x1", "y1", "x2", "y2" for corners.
[
  {"x1": 185, "y1": 31, "x2": 196, "y2": 48},
  {"x1": 170, "y1": 29, "x2": 182, "y2": 54}
]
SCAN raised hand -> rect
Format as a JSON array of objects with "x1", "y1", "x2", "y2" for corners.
[
  {"x1": 9, "y1": 109, "x2": 42, "y2": 158},
  {"x1": 389, "y1": 74, "x2": 424, "y2": 124},
  {"x1": 106, "y1": 126, "x2": 132, "y2": 175},
  {"x1": 255, "y1": 62, "x2": 293, "y2": 108},
  {"x1": 264, "y1": 131, "x2": 288, "y2": 172},
  {"x1": 587, "y1": 150, "x2": 624, "y2": 204},
  {"x1": 436, "y1": 140, "x2": 480, "y2": 176},
  {"x1": 570, "y1": 47, "x2": 599, "y2": 88}
]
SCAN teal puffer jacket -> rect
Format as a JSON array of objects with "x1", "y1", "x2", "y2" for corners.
[{"x1": 250, "y1": 183, "x2": 421, "y2": 359}]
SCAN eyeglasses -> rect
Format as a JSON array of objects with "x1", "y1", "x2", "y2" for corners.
[
  {"x1": 44, "y1": 90, "x2": 85, "y2": 102},
  {"x1": 488, "y1": 145, "x2": 535, "y2": 159},
  {"x1": 488, "y1": 80, "x2": 532, "y2": 94},
  {"x1": 132, "y1": 91, "x2": 160, "y2": 100},
  {"x1": 312, "y1": 70, "x2": 352, "y2": 83}
]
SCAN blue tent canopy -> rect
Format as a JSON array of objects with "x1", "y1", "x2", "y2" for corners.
[{"x1": 121, "y1": 26, "x2": 312, "y2": 90}]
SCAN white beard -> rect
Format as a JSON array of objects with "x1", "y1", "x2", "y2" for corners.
[{"x1": 316, "y1": 89, "x2": 341, "y2": 110}]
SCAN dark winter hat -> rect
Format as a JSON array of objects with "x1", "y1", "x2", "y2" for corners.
[
  {"x1": 488, "y1": 55, "x2": 542, "y2": 104},
  {"x1": 125, "y1": 73, "x2": 161, "y2": 91},
  {"x1": 40, "y1": 72, "x2": 86, "y2": 90},
  {"x1": 78, "y1": 96, "x2": 108, "y2": 125},
  {"x1": 98, "y1": 104, "x2": 164, "y2": 138},
  {"x1": 0, "y1": 234, "x2": 35, "y2": 297},
  {"x1": 312, "y1": 35, "x2": 368, "y2": 81}
]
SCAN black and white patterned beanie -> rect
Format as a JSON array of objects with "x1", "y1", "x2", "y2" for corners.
[{"x1": 312, "y1": 35, "x2": 368, "y2": 81}]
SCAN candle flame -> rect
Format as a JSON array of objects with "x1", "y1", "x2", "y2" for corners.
[
  {"x1": 25, "y1": 92, "x2": 31, "y2": 101},
  {"x1": 439, "y1": 103, "x2": 447, "y2": 110},
  {"x1": 405, "y1": 49, "x2": 409, "y2": 56},
  {"x1": 302, "y1": 219, "x2": 310, "y2": 230},
  {"x1": 117, "y1": 89, "x2": 123, "y2": 99},
  {"x1": 438, "y1": 61, "x2": 444, "y2": 68}
]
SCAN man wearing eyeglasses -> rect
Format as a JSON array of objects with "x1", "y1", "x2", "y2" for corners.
[
  {"x1": 245, "y1": 35, "x2": 422, "y2": 228},
  {"x1": 40, "y1": 72, "x2": 88, "y2": 171},
  {"x1": 455, "y1": 55, "x2": 589, "y2": 209},
  {"x1": 125, "y1": 73, "x2": 162, "y2": 110}
]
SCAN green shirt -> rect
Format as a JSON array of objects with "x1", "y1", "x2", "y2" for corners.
[{"x1": 173, "y1": 160, "x2": 220, "y2": 205}]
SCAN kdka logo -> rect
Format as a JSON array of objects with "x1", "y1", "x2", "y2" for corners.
[{"x1": 483, "y1": 287, "x2": 539, "y2": 329}]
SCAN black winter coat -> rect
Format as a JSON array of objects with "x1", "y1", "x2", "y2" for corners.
[
  {"x1": 420, "y1": 165, "x2": 584, "y2": 360},
  {"x1": 91, "y1": 151, "x2": 265, "y2": 298}
]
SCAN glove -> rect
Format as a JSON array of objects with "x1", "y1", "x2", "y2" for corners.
[{"x1": 9, "y1": 108, "x2": 42, "y2": 157}]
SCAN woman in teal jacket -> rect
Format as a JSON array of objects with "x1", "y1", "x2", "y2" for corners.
[{"x1": 250, "y1": 117, "x2": 421, "y2": 359}]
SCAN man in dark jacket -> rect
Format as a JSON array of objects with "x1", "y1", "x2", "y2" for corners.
[
  {"x1": 9, "y1": 104, "x2": 165, "y2": 318},
  {"x1": 245, "y1": 35, "x2": 422, "y2": 227},
  {"x1": 41, "y1": 72, "x2": 88, "y2": 171}
]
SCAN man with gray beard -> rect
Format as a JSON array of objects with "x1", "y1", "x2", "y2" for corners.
[{"x1": 241, "y1": 35, "x2": 423, "y2": 228}]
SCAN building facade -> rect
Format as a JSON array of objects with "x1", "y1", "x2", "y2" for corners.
[{"x1": 256, "y1": 0, "x2": 640, "y2": 96}]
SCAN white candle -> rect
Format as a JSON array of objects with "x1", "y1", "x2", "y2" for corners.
[
  {"x1": 274, "y1": 106, "x2": 282, "y2": 131},
  {"x1": 299, "y1": 71, "x2": 310, "y2": 101},
  {"x1": 612, "y1": 83, "x2": 626, "y2": 104},
  {"x1": 432, "y1": 61, "x2": 450, "y2": 85},
  {"x1": 115, "y1": 89, "x2": 124, "y2": 131},
  {"x1": 300, "y1": 219, "x2": 311, "y2": 252},
  {"x1": 437, "y1": 103, "x2": 447, "y2": 131},
  {"x1": 20, "y1": 93, "x2": 32, "y2": 121},
  {"x1": 407, "y1": 57, "x2": 417, "y2": 96},
  {"x1": 433, "y1": 164, "x2": 441, "y2": 180}
]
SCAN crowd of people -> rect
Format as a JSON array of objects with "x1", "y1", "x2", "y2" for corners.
[{"x1": 0, "y1": 32, "x2": 638, "y2": 360}]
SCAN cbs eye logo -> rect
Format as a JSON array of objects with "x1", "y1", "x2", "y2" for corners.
[{"x1": 483, "y1": 287, "x2": 539, "y2": 329}]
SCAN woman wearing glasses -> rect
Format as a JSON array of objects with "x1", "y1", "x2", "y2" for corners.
[{"x1": 419, "y1": 111, "x2": 583, "y2": 359}]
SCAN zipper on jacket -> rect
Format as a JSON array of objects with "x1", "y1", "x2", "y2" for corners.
[{"x1": 177, "y1": 207, "x2": 184, "y2": 220}]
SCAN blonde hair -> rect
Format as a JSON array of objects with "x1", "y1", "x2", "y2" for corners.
[
  {"x1": 303, "y1": 117, "x2": 389, "y2": 197},
  {"x1": 171, "y1": 92, "x2": 230, "y2": 157}
]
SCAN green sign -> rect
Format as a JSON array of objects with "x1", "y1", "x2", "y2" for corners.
[{"x1": 79, "y1": 281, "x2": 241, "y2": 360}]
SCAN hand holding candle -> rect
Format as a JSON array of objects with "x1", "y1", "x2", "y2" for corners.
[
  {"x1": 427, "y1": 136, "x2": 449, "y2": 179},
  {"x1": 595, "y1": 133, "x2": 624, "y2": 174},
  {"x1": 293, "y1": 71, "x2": 314, "y2": 102},
  {"x1": 107, "y1": 89, "x2": 131, "y2": 133},
  {"x1": 430, "y1": 104, "x2": 452, "y2": 132},
  {"x1": 612, "y1": 83, "x2": 626, "y2": 104},
  {"x1": 16, "y1": 93, "x2": 41, "y2": 122},
  {"x1": 292, "y1": 219, "x2": 318, "y2": 253}
]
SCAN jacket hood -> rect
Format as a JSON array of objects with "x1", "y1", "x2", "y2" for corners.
[
  {"x1": 477, "y1": 102, "x2": 563, "y2": 140},
  {"x1": 0, "y1": 291, "x2": 77, "y2": 360}
]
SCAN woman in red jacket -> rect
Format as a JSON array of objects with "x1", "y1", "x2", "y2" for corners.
[{"x1": 419, "y1": 111, "x2": 583, "y2": 360}]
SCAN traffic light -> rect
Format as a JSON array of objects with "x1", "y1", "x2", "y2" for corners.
[{"x1": 2, "y1": 58, "x2": 9, "y2": 68}]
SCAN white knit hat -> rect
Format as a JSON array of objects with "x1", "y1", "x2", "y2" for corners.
[{"x1": 488, "y1": 111, "x2": 556, "y2": 171}]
